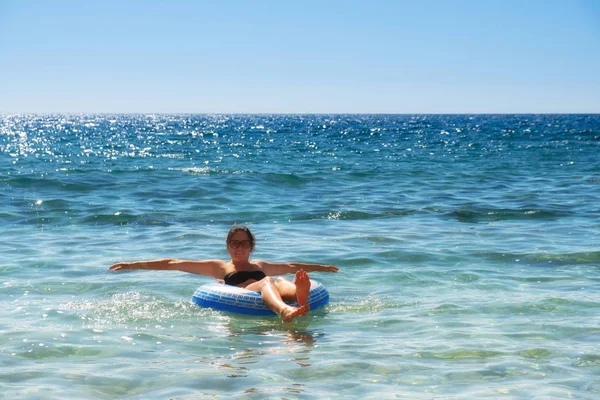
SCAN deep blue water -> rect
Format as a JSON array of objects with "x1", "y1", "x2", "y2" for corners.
[{"x1": 1, "y1": 114, "x2": 599, "y2": 399}]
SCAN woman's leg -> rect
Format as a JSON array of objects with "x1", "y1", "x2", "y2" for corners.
[
  {"x1": 245, "y1": 276, "x2": 309, "y2": 322},
  {"x1": 274, "y1": 269, "x2": 311, "y2": 305},
  {"x1": 274, "y1": 277, "x2": 297, "y2": 302}
]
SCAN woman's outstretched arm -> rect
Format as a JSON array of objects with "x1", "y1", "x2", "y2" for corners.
[
  {"x1": 252, "y1": 260, "x2": 339, "y2": 276},
  {"x1": 109, "y1": 258, "x2": 226, "y2": 279}
]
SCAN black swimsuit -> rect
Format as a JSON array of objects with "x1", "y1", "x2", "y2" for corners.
[{"x1": 223, "y1": 270, "x2": 267, "y2": 286}]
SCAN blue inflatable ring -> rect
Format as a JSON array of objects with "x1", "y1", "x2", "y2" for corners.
[{"x1": 192, "y1": 280, "x2": 329, "y2": 316}]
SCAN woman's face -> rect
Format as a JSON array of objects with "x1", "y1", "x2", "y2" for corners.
[{"x1": 227, "y1": 230, "x2": 253, "y2": 261}]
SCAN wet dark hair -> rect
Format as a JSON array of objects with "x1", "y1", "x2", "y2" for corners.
[{"x1": 226, "y1": 225, "x2": 255, "y2": 251}]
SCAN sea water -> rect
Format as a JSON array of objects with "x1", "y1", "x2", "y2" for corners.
[{"x1": 1, "y1": 114, "x2": 599, "y2": 399}]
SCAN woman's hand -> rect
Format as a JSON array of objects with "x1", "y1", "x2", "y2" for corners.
[
  {"x1": 289, "y1": 262, "x2": 339, "y2": 273},
  {"x1": 320, "y1": 264, "x2": 339, "y2": 272},
  {"x1": 109, "y1": 262, "x2": 144, "y2": 271}
]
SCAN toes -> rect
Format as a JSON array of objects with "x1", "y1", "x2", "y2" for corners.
[
  {"x1": 296, "y1": 269, "x2": 308, "y2": 280},
  {"x1": 280, "y1": 304, "x2": 310, "y2": 323}
]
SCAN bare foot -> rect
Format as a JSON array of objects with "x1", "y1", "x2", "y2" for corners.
[
  {"x1": 294, "y1": 269, "x2": 311, "y2": 306},
  {"x1": 279, "y1": 304, "x2": 310, "y2": 323}
]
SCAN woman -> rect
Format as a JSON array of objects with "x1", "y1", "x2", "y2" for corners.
[{"x1": 109, "y1": 226, "x2": 339, "y2": 322}]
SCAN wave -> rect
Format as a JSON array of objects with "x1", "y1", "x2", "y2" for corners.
[
  {"x1": 3, "y1": 174, "x2": 123, "y2": 195},
  {"x1": 296, "y1": 206, "x2": 574, "y2": 222},
  {"x1": 4, "y1": 204, "x2": 581, "y2": 228},
  {"x1": 78, "y1": 213, "x2": 174, "y2": 226},
  {"x1": 479, "y1": 251, "x2": 600, "y2": 265},
  {"x1": 59, "y1": 291, "x2": 208, "y2": 327},
  {"x1": 445, "y1": 207, "x2": 573, "y2": 222}
]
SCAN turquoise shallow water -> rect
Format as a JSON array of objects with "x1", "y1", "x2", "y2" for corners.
[{"x1": 1, "y1": 114, "x2": 599, "y2": 399}]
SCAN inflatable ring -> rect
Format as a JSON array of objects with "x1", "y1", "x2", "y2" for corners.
[{"x1": 192, "y1": 280, "x2": 329, "y2": 316}]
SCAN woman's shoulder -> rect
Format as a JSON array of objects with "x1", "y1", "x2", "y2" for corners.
[{"x1": 250, "y1": 259, "x2": 267, "y2": 267}]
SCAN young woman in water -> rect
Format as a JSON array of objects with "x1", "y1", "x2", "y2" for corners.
[{"x1": 109, "y1": 225, "x2": 339, "y2": 322}]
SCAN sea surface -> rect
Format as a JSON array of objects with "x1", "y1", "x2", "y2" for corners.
[{"x1": 1, "y1": 114, "x2": 599, "y2": 399}]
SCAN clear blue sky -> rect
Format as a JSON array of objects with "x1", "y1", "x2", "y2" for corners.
[{"x1": 1, "y1": 0, "x2": 599, "y2": 113}]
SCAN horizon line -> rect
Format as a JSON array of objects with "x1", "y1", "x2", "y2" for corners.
[{"x1": 2, "y1": 112, "x2": 599, "y2": 116}]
